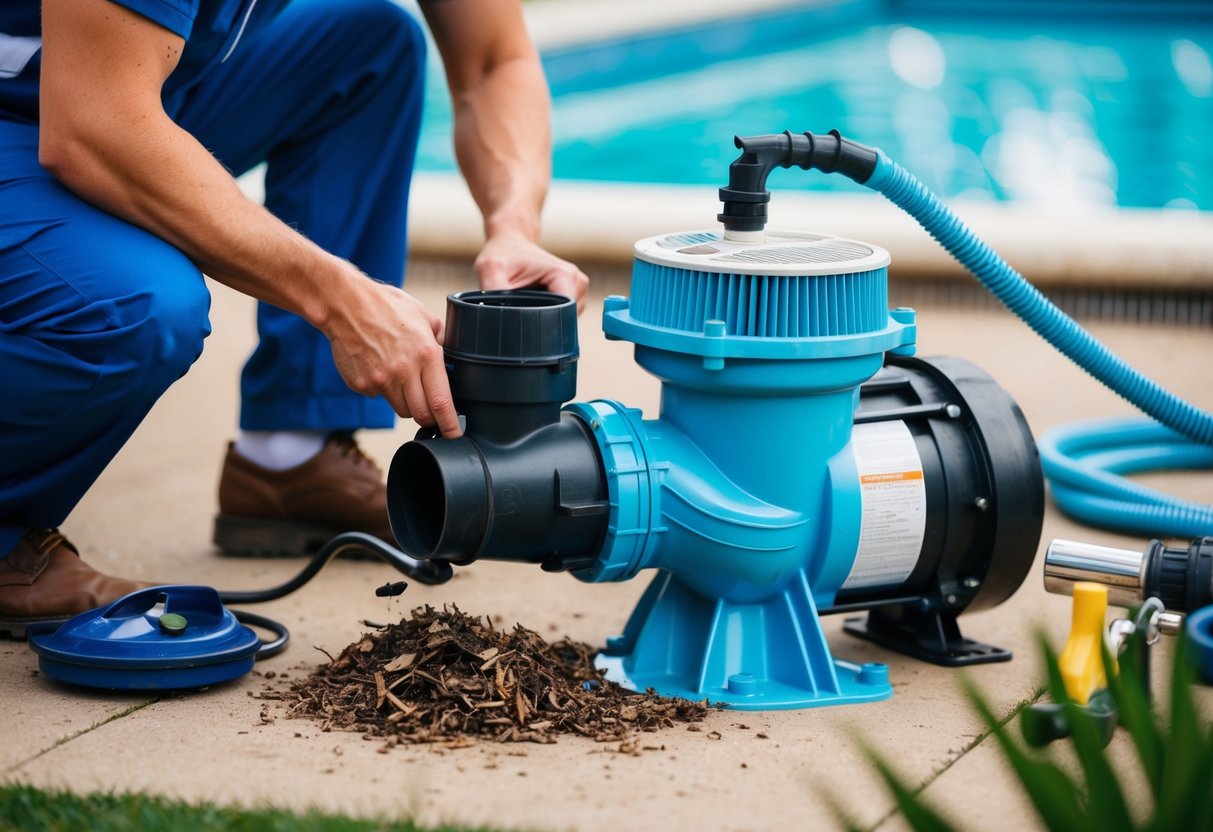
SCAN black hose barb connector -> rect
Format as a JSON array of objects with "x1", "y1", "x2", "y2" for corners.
[
  {"x1": 718, "y1": 130, "x2": 880, "y2": 233},
  {"x1": 387, "y1": 290, "x2": 609, "y2": 571}
]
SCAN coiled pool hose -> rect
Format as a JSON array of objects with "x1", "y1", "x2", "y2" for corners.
[
  {"x1": 720, "y1": 131, "x2": 1212, "y2": 539},
  {"x1": 867, "y1": 154, "x2": 1213, "y2": 538}
]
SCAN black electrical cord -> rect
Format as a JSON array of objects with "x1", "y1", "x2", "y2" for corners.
[
  {"x1": 232, "y1": 610, "x2": 290, "y2": 659},
  {"x1": 217, "y1": 531, "x2": 454, "y2": 659}
]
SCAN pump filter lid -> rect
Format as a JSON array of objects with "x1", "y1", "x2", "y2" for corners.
[
  {"x1": 636, "y1": 230, "x2": 889, "y2": 277},
  {"x1": 624, "y1": 229, "x2": 896, "y2": 342}
]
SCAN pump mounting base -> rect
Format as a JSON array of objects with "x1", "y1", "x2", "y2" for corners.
[
  {"x1": 842, "y1": 605, "x2": 1011, "y2": 667},
  {"x1": 595, "y1": 570, "x2": 894, "y2": 710}
]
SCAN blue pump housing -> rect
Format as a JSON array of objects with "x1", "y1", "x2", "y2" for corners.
[
  {"x1": 564, "y1": 230, "x2": 913, "y2": 708},
  {"x1": 388, "y1": 232, "x2": 1042, "y2": 710}
]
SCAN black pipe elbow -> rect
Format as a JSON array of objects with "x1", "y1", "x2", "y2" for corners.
[
  {"x1": 389, "y1": 418, "x2": 607, "y2": 568},
  {"x1": 386, "y1": 291, "x2": 609, "y2": 570},
  {"x1": 718, "y1": 130, "x2": 880, "y2": 233}
]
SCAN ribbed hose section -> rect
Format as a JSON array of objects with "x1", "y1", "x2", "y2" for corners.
[
  {"x1": 867, "y1": 156, "x2": 1213, "y2": 445},
  {"x1": 865, "y1": 155, "x2": 1212, "y2": 537},
  {"x1": 1038, "y1": 419, "x2": 1213, "y2": 537}
]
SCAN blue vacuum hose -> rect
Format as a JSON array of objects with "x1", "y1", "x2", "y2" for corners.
[
  {"x1": 718, "y1": 132, "x2": 1211, "y2": 538},
  {"x1": 1036, "y1": 419, "x2": 1213, "y2": 537},
  {"x1": 863, "y1": 155, "x2": 1212, "y2": 537}
]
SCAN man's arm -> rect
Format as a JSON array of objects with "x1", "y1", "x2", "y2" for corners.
[
  {"x1": 422, "y1": 0, "x2": 589, "y2": 310},
  {"x1": 38, "y1": 0, "x2": 461, "y2": 436}
]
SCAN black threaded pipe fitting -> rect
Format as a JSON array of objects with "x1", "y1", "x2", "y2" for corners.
[
  {"x1": 1145, "y1": 536, "x2": 1213, "y2": 613},
  {"x1": 718, "y1": 130, "x2": 879, "y2": 233},
  {"x1": 387, "y1": 291, "x2": 609, "y2": 568}
]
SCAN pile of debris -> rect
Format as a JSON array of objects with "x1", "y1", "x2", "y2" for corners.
[{"x1": 287, "y1": 605, "x2": 708, "y2": 746}]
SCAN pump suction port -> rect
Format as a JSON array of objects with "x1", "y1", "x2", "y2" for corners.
[{"x1": 387, "y1": 291, "x2": 609, "y2": 569}]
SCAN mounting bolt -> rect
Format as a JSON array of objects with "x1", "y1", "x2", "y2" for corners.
[
  {"x1": 857, "y1": 663, "x2": 889, "y2": 686},
  {"x1": 975, "y1": 497, "x2": 990, "y2": 511},
  {"x1": 727, "y1": 673, "x2": 758, "y2": 695}
]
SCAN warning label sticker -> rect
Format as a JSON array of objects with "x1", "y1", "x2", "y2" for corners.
[{"x1": 842, "y1": 420, "x2": 926, "y2": 591}]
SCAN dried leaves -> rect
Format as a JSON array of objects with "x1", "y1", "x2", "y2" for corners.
[{"x1": 287, "y1": 605, "x2": 708, "y2": 747}]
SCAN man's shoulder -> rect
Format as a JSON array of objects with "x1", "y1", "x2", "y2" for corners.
[{"x1": 107, "y1": 0, "x2": 200, "y2": 40}]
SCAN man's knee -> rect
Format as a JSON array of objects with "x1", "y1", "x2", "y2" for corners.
[
  {"x1": 1, "y1": 230, "x2": 210, "y2": 443},
  {"x1": 105, "y1": 243, "x2": 212, "y2": 387},
  {"x1": 135, "y1": 254, "x2": 211, "y2": 382}
]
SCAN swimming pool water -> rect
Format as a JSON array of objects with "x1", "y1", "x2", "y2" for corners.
[{"x1": 416, "y1": 8, "x2": 1213, "y2": 211}]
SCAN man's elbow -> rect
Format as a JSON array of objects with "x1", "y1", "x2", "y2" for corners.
[{"x1": 38, "y1": 126, "x2": 94, "y2": 186}]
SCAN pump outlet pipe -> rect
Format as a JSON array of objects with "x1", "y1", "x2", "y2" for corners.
[{"x1": 1044, "y1": 537, "x2": 1213, "y2": 614}]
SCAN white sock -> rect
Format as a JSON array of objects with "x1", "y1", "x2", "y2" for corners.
[{"x1": 235, "y1": 430, "x2": 328, "y2": 471}]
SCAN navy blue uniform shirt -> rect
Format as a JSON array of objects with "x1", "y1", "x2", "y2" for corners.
[{"x1": 0, "y1": 0, "x2": 293, "y2": 124}]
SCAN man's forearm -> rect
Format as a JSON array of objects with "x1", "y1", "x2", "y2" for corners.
[
  {"x1": 38, "y1": 0, "x2": 362, "y2": 328},
  {"x1": 422, "y1": 0, "x2": 553, "y2": 245},
  {"x1": 451, "y1": 54, "x2": 553, "y2": 244},
  {"x1": 36, "y1": 0, "x2": 461, "y2": 434},
  {"x1": 39, "y1": 107, "x2": 353, "y2": 330},
  {"x1": 423, "y1": 0, "x2": 587, "y2": 308}
]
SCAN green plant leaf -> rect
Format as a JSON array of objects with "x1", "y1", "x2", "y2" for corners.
[
  {"x1": 1198, "y1": 718, "x2": 1213, "y2": 830},
  {"x1": 859, "y1": 739, "x2": 957, "y2": 832},
  {"x1": 815, "y1": 781, "x2": 867, "y2": 832},
  {"x1": 1177, "y1": 718, "x2": 1213, "y2": 832},
  {"x1": 1039, "y1": 634, "x2": 1074, "y2": 709},
  {"x1": 1034, "y1": 633, "x2": 1134, "y2": 831},
  {"x1": 854, "y1": 626, "x2": 1213, "y2": 832},
  {"x1": 1154, "y1": 634, "x2": 1204, "y2": 831},
  {"x1": 1105, "y1": 631, "x2": 1164, "y2": 799},
  {"x1": 1063, "y1": 691, "x2": 1134, "y2": 831},
  {"x1": 965, "y1": 676, "x2": 1089, "y2": 831}
]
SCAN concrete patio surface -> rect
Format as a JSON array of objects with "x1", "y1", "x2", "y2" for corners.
[{"x1": 2, "y1": 257, "x2": 1210, "y2": 832}]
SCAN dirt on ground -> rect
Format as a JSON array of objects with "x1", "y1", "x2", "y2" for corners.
[{"x1": 285, "y1": 605, "x2": 708, "y2": 749}]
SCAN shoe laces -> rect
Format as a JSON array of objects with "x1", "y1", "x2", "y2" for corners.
[{"x1": 328, "y1": 433, "x2": 381, "y2": 472}]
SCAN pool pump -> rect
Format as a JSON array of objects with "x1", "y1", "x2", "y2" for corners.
[{"x1": 388, "y1": 247, "x2": 1042, "y2": 709}]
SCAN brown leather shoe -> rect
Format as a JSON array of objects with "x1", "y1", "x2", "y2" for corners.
[
  {"x1": 213, "y1": 433, "x2": 393, "y2": 557},
  {"x1": 0, "y1": 529, "x2": 150, "y2": 638}
]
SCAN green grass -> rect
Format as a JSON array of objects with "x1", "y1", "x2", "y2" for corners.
[{"x1": 0, "y1": 784, "x2": 501, "y2": 832}]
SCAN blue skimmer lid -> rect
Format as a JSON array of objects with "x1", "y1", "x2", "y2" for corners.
[{"x1": 28, "y1": 585, "x2": 261, "y2": 690}]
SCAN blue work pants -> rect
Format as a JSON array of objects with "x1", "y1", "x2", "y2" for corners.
[{"x1": 0, "y1": 0, "x2": 426, "y2": 557}]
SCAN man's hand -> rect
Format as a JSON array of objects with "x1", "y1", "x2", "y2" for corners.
[
  {"x1": 475, "y1": 233, "x2": 590, "y2": 312},
  {"x1": 423, "y1": 1, "x2": 589, "y2": 313},
  {"x1": 322, "y1": 267, "x2": 462, "y2": 438},
  {"x1": 41, "y1": 0, "x2": 462, "y2": 437}
]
